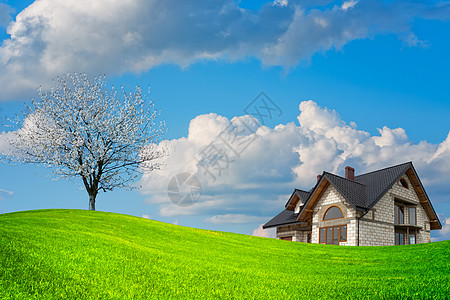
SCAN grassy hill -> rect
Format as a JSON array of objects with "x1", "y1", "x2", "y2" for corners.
[{"x1": 0, "y1": 210, "x2": 449, "y2": 299}]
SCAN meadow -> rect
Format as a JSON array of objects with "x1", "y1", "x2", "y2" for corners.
[{"x1": 0, "y1": 209, "x2": 449, "y2": 299}]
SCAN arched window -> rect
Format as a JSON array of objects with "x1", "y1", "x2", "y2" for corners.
[
  {"x1": 397, "y1": 178, "x2": 409, "y2": 189},
  {"x1": 323, "y1": 206, "x2": 343, "y2": 220}
]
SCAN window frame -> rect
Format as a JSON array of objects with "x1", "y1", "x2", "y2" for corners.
[
  {"x1": 395, "y1": 232, "x2": 405, "y2": 245},
  {"x1": 408, "y1": 207, "x2": 416, "y2": 225},
  {"x1": 340, "y1": 225, "x2": 347, "y2": 242},
  {"x1": 395, "y1": 204, "x2": 404, "y2": 225},
  {"x1": 322, "y1": 205, "x2": 344, "y2": 221},
  {"x1": 409, "y1": 233, "x2": 416, "y2": 245},
  {"x1": 319, "y1": 225, "x2": 347, "y2": 244},
  {"x1": 397, "y1": 178, "x2": 409, "y2": 189},
  {"x1": 319, "y1": 228, "x2": 326, "y2": 243}
]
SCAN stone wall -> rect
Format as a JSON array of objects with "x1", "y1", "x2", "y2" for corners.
[
  {"x1": 276, "y1": 223, "x2": 311, "y2": 242},
  {"x1": 358, "y1": 188, "x2": 394, "y2": 246}
]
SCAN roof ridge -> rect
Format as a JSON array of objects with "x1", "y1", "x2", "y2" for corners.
[
  {"x1": 323, "y1": 171, "x2": 367, "y2": 186},
  {"x1": 355, "y1": 161, "x2": 412, "y2": 178}
]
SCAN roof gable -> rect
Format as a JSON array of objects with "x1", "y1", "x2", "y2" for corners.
[
  {"x1": 355, "y1": 162, "x2": 411, "y2": 209},
  {"x1": 285, "y1": 189, "x2": 311, "y2": 210}
]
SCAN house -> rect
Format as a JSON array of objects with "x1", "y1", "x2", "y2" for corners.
[{"x1": 263, "y1": 162, "x2": 442, "y2": 246}]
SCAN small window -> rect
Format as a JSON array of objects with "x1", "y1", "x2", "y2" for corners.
[
  {"x1": 395, "y1": 232, "x2": 405, "y2": 245},
  {"x1": 397, "y1": 178, "x2": 409, "y2": 189},
  {"x1": 326, "y1": 228, "x2": 333, "y2": 245},
  {"x1": 395, "y1": 204, "x2": 404, "y2": 225},
  {"x1": 409, "y1": 207, "x2": 416, "y2": 225},
  {"x1": 319, "y1": 228, "x2": 326, "y2": 243},
  {"x1": 333, "y1": 226, "x2": 340, "y2": 245},
  {"x1": 340, "y1": 225, "x2": 347, "y2": 242},
  {"x1": 409, "y1": 234, "x2": 416, "y2": 245},
  {"x1": 280, "y1": 236, "x2": 292, "y2": 241},
  {"x1": 323, "y1": 206, "x2": 343, "y2": 220}
]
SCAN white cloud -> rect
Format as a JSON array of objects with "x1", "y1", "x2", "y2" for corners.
[
  {"x1": 273, "y1": 0, "x2": 288, "y2": 7},
  {"x1": 402, "y1": 32, "x2": 429, "y2": 48},
  {"x1": 342, "y1": 1, "x2": 358, "y2": 10},
  {"x1": 432, "y1": 217, "x2": 450, "y2": 242},
  {"x1": 140, "y1": 100, "x2": 450, "y2": 233},
  {"x1": 205, "y1": 214, "x2": 269, "y2": 224},
  {"x1": 252, "y1": 223, "x2": 276, "y2": 238},
  {"x1": 141, "y1": 214, "x2": 151, "y2": 219},
  {"x1": 0, "y1": 188, "x2": 13, "y2": 201},
  {"x1": 0, "y1": 0, "x2": 449, "y2": 100}
]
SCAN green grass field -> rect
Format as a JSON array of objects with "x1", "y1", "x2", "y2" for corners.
[{"x1": 0, "y1": 209, "x2": 449, "y2": 299}]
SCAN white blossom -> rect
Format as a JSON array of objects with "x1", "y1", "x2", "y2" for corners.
[{"x1": 1, "y1": 73, "x2": 167, "y2": 210}]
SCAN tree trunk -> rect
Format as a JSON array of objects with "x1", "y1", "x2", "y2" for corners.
[{"x1": 89, "y1": 193, "x2": 96, "y2": 211}]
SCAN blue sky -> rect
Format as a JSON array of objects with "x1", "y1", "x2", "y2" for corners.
[{"x1": 0, "y1": 0, "x2": 450, "y2": 240}]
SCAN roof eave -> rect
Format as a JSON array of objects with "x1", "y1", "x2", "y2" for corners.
[
  {"x1": 284, "y1": 189, "x2": 300, "y2": 210},
  {"x1": 407, "y1": 164, "x2": 442, "y2": 230},
  {"x1": 262, "y1": 220, "x2": 306, "y2": 229},
  {"x1": 296, "y1": 173, "x2": 329, "y2": 222}
]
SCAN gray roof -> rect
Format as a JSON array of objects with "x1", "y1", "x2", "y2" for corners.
[
  {"x1": 264, "y1": 162, "x2": 423, "y2": 229},
  {"x1": 324, "y1": 172, "x2": 367, "y2": 209},
  {"x1": 263, "y1": 209, "x2": 304, "y2": 228},
  {"x1": 355, "y1": 162, "x2": 411, "y2": 209}
]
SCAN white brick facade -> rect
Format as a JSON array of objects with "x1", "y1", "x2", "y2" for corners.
[{"x1": 310, "y1": 185, "x2": 357, "y2": 246}]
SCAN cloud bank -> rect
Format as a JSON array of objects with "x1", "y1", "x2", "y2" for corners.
[
  {"x1": 140, "y1": 100, "x2": 450, "y2": 239},
  {"x1": 1, "y1": 0, "x2": 449, "y2": 100}
]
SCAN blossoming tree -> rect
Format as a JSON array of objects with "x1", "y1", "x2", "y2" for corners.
[{"x1": 2, "y1": 73, "x2": 167, "y2": 210}]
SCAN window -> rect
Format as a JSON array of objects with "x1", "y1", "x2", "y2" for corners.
[
  {"x1": 319, "y1": 228, "x2": 325, "y2": 243},
  {"x1": 395, "y1": 232, "x2": 405, "y2": 245},
  {"x1": 397, "y1": 178, "x2": 409, "y2": 189},
  {"x1": 333, "y1": 226, "x2": 340, "y2": 245},
  {"x1": 280, "y1": 236, "x2": 292, "y2": 241},
  {"x1": 395, "y1": 204, "x2": 404, "y2": 224},
  {"x1": 409, "y1": 234, "x2": 416, "y2": 245},
  {"x1": 323, "y1": 206, "x2": 343, "y2": 220},
  {"x1": 340, "y1": 225, "x2": 347, "y2": 242},
  {"x1": 409, "y1": 207, "x2": 416, "y2": 225},
  {"x1": 319, "y1": 225, "x2": 347, "y2": 245},
  {"x1": 307, "y1": 232, "x2": 312, "y2": 243},
  {"x1": 326, "y1": 228, "x2": 333, "y2": 245}
]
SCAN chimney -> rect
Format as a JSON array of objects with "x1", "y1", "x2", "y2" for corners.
[
  {"x1": 317, "y1": 174, "x2": 322, "y2": 182},
  {"x1": 345, "y1": 166, "x2": 355, "y2": 181}
]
